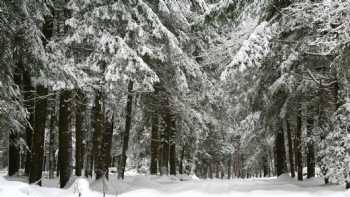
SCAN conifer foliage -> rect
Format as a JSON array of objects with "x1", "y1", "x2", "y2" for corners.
[{"x1": 1, "y1": 0, "x2": 350, "y2": 190}]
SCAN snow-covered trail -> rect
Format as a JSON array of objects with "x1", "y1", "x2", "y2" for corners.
[
  {"x1": 1, "y1": 174, "x2": 349, "y2": 197},
  {"x1": 116, "y1": 175, "x2": 348, "y2": 197}
]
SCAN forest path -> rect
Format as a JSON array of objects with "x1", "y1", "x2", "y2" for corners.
[
  {"x1": 1, "y1": 173, "x2": 349, "y2": 197},
  {"x1": 112, "y1": 174, "x2": 347, "y2": 197}
]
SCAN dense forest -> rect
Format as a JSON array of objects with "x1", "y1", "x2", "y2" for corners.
[{"x1": 1, "y1": 0, "x2": 350, "y2": 191}]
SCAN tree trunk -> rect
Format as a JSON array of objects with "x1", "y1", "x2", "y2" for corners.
[
  {"x1": 9, "y1": 63, "x2": 22, "y2": 176},
  {"x1": 227, "y1": 155, "x2": 232, "y2": 179},
  {"x1": 118, "y1": 81, "x2": 134, "y2": 179},
  {"x1": 8, "y1": 131, "x2": 20, "y2": 176},
  {"x1": 165, "y1": 112, "x2": 176, "y2": 176},
  {"x1": 28, "y1": 0, "x2": 54, "y2": 182},
  {"x1": 346, "y1": 181, "x2": 350, "y2": 190},
  {"x1": 179, "y1": 146, "x2": 185, "y2": 175},
  {"x1": 85, "y1": 106, "x2": 95, "y2": 178},
  {"x1": 75, "y1": 91, "x2": 87, "y2": 177},
  {"x1": 29, "y1": 85, "x2": 48, "y2": 185},
  {"x1": 58, "y1": 90, "x2": 73, "y2": 188},
  {"x1": 275, "y1": 121, "x2": 288, "y2": 176},
  {"x1": 93, "y1": 90, "x2": 105, "y2": 180},
  {"x1": 161, "y1": 123, "x2": 170, "y2": 176},
  {"x1": 208, "y1": 163, "x2": 213, "y2": 179},
  {"x1": 102, "y1": 116, "x2": 113, "y2": 179},
  {"x1": 295, "y1": 112, "x2": 303, "y2": 181},
  {"x1": 160, "y1": 125, "x2": 169, "y2": 175},
  {"x1": 23, "y1": 69, "x2": 34, "y2": 176},
  {"x1": 220, "y1": 163, "x2": 225, "y2": 179},
  {"x1": 203, "y1": 164, "x2": 208, "y2": 179},
  {"x1": 262, "y1": 155, "x2": 269, "y2": 177},
  {"x1": 285, "y1": 118, "x2": 295, "y2": 178},
  {"x1": 150, "y1": 113, "x2": 159, "y2": 175},
  {"x1": 306, "y1": 116, "x2": 315, "y2": 178},
  {"x1": 48, "y1": 96, "x2": 57, "y2": 179}
]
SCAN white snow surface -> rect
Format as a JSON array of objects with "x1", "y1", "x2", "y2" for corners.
[{"x1": 0, "y1": 173, "x2": 349, "y2": 197}]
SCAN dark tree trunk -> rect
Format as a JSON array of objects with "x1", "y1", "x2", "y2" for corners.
[
  {"x1": 28, "y1": 0, "x2": 54, "y2": 183},
  {"x1": 29, "y1": 85, "x2": 48, "y2": 185},
  {"x1": 262, "y1": 155, "x2": 269, "y2": 177},
  {"x1": 93, "y1": 90, "x2": 105, "y2": 180},
  {"x1": 346, "y1": 181, "x2": 350, "y2": 190},
  {"x1": 150, "y1": 113, "x2": 159, "y2": 175},
  {"x1": 325, "y1": 178, "x2": 329, "y2": 184},
  {"x1": 275, "y1": 122, "x2": 288, "y2": 176},
  {"x1": 48, "y1": 96, "x2": 57, "y2": 179},
  {"x1": 165, "y1": 112, "x2": 176, "y2": 176},
  {"x1": 85, "y1": 106, "x2": 95, "y2": 178},
  {"x1": 179, "y1": 146, "x2": 185, "y2": 175},
  {"x1": 118, "y1": 81, "x2": 134, "y2": 179},
  {"x1": 306, "y1": 116, "x2": 315, "y2": 178},
  {"x1": 285, "y1": 118, "x2": 295, "y2": 178},
  {"x1": 56, "y1": 154, "x2": 60, "y2": 177},
  {"x1": 227, "y1": 155, "x2": 232, "y2": 179},
  {"x1": 295, "y1": 112, "x2": 303, "y2": 181},
  {"x1": 75, "y1": 91, "x2": 87, "y2": 177},
  {"x1": 203, "y1": 164, "x2": 208, "y2": 179},
  {"x1": 9, "y1": 65, "x2": 21, "y2": 176},
  {"x1": 23, "y1": 69, "x2": 34, "y2": 176},
  {"x1": 220, "y1": 164, "x2": 225, "y2": 179},
  {"x1": 102, "y1": 117, "x2": 113, "y2": 179},
  {"x1": 208, "y1": 163, "x2": 213, "y2": 179},
  {"x1": 84, "y1": 152, "x2": 93, "y2": 178},
  {"x1": 58, "y1": 90, "x2": 73, "y2": 188},
  {"x1": 8, "y1": 131, "x2": 20, "y2": 176},
  {"x1": 160, "y1": 126, "x2": 169, "y2": 175},
  {"x1": 233, "y1": 149, "x2": 240, "y2": 177}
]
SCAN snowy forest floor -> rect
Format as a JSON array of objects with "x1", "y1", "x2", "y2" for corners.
[{"x1": 1, "y1": 171, "x2": 349, "y2": 197}]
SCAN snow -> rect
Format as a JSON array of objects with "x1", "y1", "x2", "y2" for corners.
[{"x1": 1, "y1": 173, "x2": 350, "y2": 197}]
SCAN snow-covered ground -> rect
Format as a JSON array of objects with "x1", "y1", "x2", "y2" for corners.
[{"x1": 0, "y1": 172, "x2": 349, "y2": 197}]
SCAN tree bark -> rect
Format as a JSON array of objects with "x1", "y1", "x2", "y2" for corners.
[
  {"x1": 93, "y1": 90, "x2": 105, "y2": 180},
  {"x1": 102, "y1": 116, "x2": 113, "y2": 179},
  {"x1": 262, "y1": 155, "x2": 269, "y2": 177},
  {"x1": 160, "y1": 121, "x2": 169, "y2": 175},
  {"x1": 165, "y1": 111, "x2": 176, "y2": 176},
  {"x1": 86, "y1": 105, "x2": 96, "y2": 177},
  {"x1": 208, "y1": 163, "x2": 213, "y2": 179},
  {"x1": 28, "y1": 0, "x2": 54, "y2": 182},
  {"x1": 285, "y1": 118, "x2": 295, "y2": 178},
  {"x1": 215, "y1": 164, "x2": 220, "y2": 178},
  {"x1": 306, "y1": 116, "x2": 315, "y2": 178},
  {"x1": 150, "y1": 112, "x2": 159, "y2": 175},
  {"x1": 58, "y1": 90, "x2": 73, "y2": 188},
  {"x1": 275, "y1": 121, "x2": 288, "y2": 176},
  {"x1": 8, "y1": 131, "x2": 20, "y2": 176},
  {"x1": 220, "y1": 163, "x2": 225, "y2": 179},
  {"x1": 118, "y1": 81, "x2": 133, "y2": 179},
  {"x1": 23, "y1": 69, "x2": 34, "y2": 176},
  {"x1": 9, "y1": 65, "x2": 21, "y2": 176},
  {"x1": 346, "y1": 181, "x2": 350, "y2": 190},
  {"x1": 48, "y1": 96, "x2": 57, "y2": 179},
  {"x1": 295, "y1": 112, "x2": 303, "y2": 181},
  {"x1": 179, "y1": 146, "x2": 185, "y2": 175},
  {"x1": 75, "y1": 91, "x2": 87, "y2": 177},
  {"x1": 29, "y1": 85, "x2": 48, "y2": 185},
  {"x1": 227, "y1": 155, "x2": 232, "y2": 179},
  {"x1": 85, "y1": 107, "x2": 94, "y2": 178}
]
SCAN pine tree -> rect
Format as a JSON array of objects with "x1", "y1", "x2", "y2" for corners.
[
  {"x1": 58, "y1": 90, "x2": 73, "y2": 188},
  {"x1": 93, "y1": 90, "x2": 105, "y2": 180},
  {"x1": 29, "y1": 85, "x2": 48, "y2": 185},
  {"x1": 75, "y1": 91, "x2": 87, "y2": 177},
  {"x1": 119, "y1": 81, "x2": 134, "y2": 179}
]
